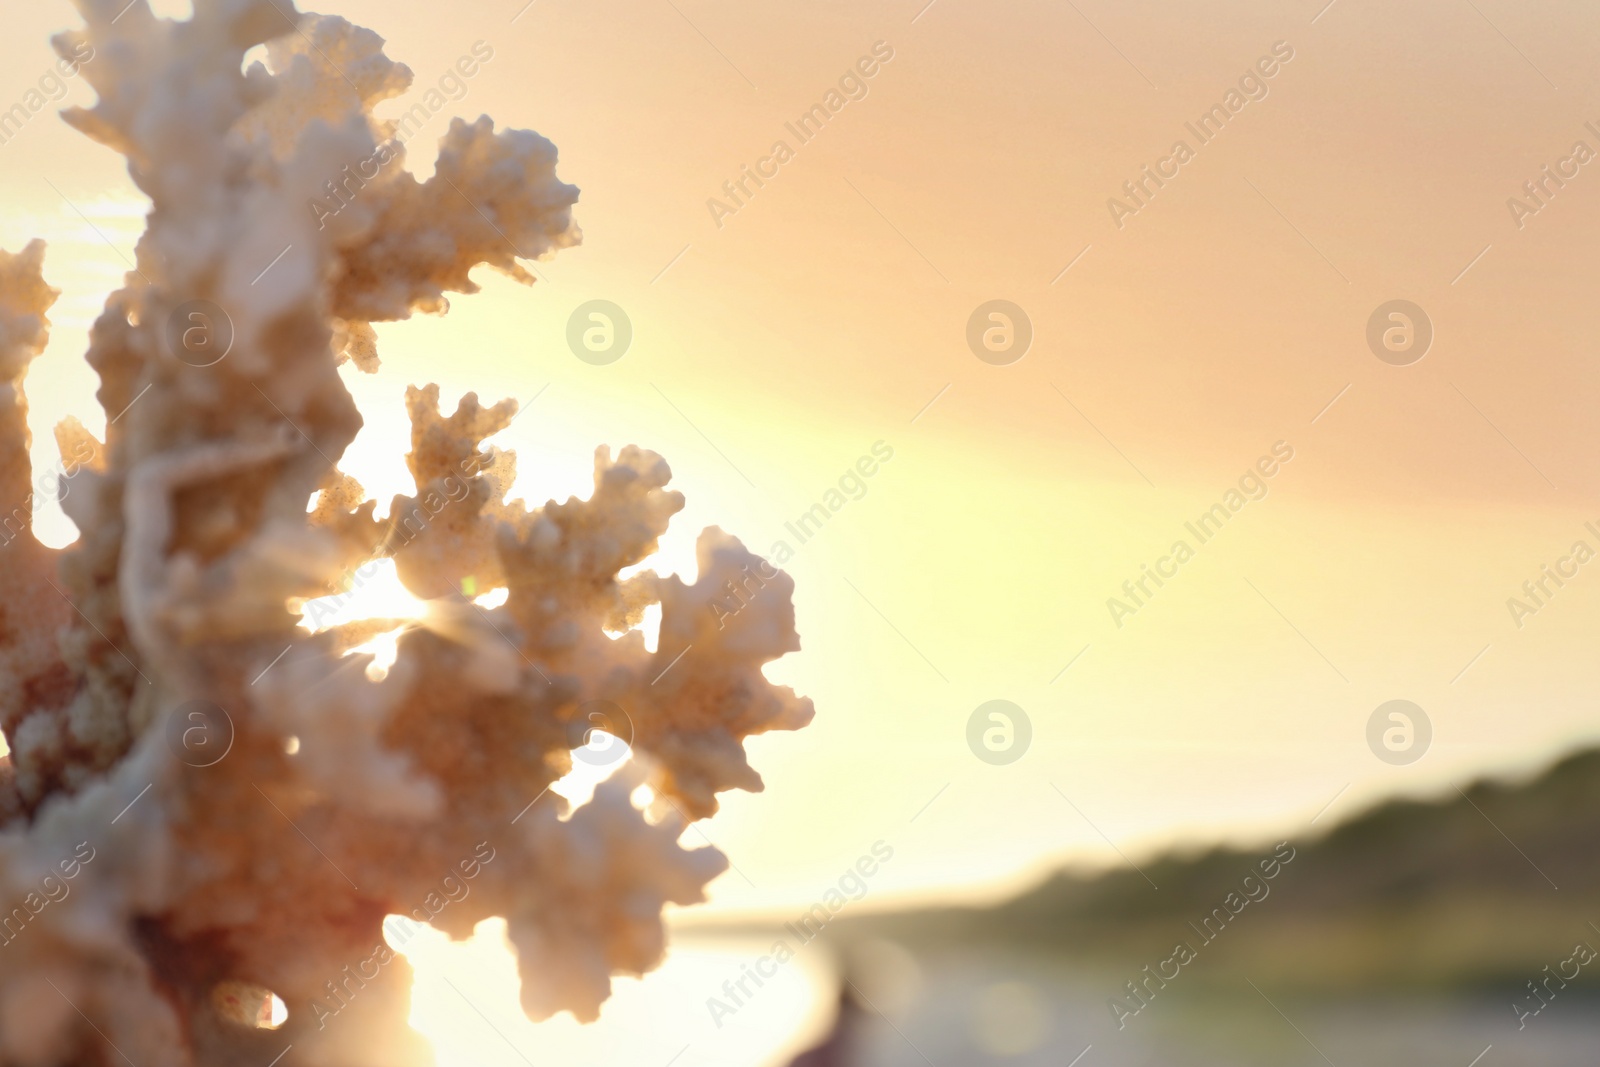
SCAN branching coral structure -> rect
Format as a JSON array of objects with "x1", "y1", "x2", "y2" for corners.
[{"x1": 0, "y1": 3, "x2": 812, "y2": 1064}]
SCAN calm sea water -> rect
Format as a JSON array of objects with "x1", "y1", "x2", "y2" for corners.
[
  {"x1": 402, "y1": 927, "x2": 1600, "y2": 1067},
  {"x1": 403, "y1": 923, "x2": 836, "y2": 1067}
]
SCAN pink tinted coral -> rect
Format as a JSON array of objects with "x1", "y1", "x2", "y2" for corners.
[{"x1": 0, "y1": 3, "x2": 810, "y2": 1064}]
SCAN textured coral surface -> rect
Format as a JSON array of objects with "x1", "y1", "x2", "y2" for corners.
[{"x1": 0, "y1": 3, "x2": 811, "y2": 1064}]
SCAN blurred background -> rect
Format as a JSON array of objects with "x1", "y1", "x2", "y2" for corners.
[{"x1": 5, "y1": 0, "x2": 1600, "y2": 1062}]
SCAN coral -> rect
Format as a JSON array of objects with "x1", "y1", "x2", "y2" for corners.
[{"x1": 0, "y1": 2, "x2": 811, "y2": 1064}]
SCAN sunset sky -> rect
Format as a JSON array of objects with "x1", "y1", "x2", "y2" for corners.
[{"x1": 4, "y1": 0, "x2": 1600, "y2": 925}]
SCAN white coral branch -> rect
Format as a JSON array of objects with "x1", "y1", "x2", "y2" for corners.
[{"x1": 0, "y1": 3, "x2": 809, "y2": 1065}]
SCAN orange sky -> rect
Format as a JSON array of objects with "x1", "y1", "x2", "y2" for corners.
[{"x1": 4, "y1": 0, "x2": 1600, "y2": 915}]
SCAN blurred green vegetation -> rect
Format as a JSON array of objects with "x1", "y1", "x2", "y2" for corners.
[{"x1": 854, "y1": 749, "x2": 1600, "y2": 993}]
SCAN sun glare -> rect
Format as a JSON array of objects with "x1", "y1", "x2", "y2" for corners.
[
  {"x1": 394, "y1": 920, "x2": 834, "y2": 1067},
  {"x1": 296, "y1": 558, "x2": 429, "y2": 633}
]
